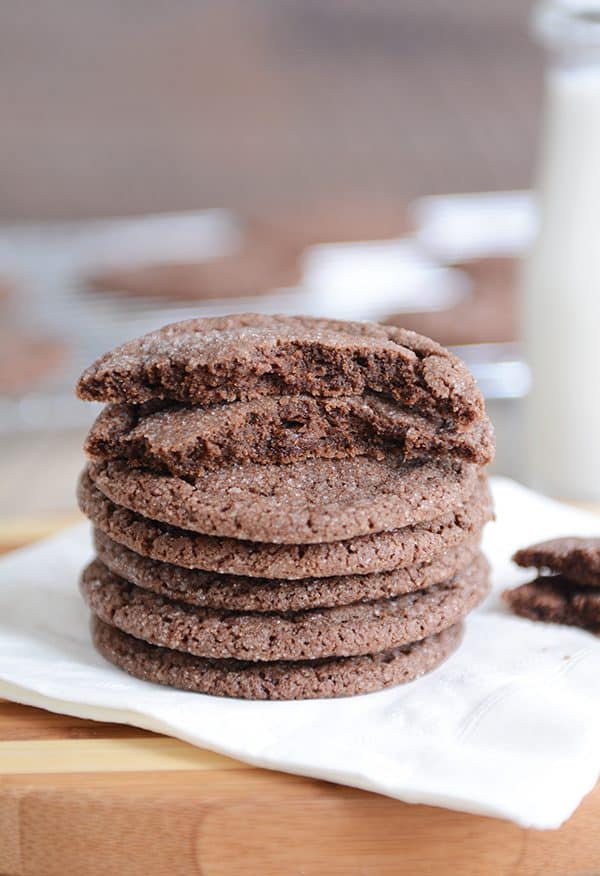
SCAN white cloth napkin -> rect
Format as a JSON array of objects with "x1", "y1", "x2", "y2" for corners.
[{"x1": 1, "y1": 477, "x2": 599, "y2": 830}]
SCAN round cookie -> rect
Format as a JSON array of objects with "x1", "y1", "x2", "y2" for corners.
[
  {"x1": 86, "y1": 395, "x2": 495, "y2": 474},
  {"x1": 86, "y1": 241, "x2": 302, "y2": 302},
  {"x1": 78, "y1": 470, "x2": 492, "y2": 579},
  {"x1": 243, "y1": 198, "x2": 413, "y2": 252},
  {"x1": 86, "y1": 456, "x2": 478, "y2": 544},
  {"x1": 0, "y1": 331, "x2": 66, "y2": 395},
  {"x1": 80, "y1": 555, "x2": 489, "y2": 661},
  {"x1": 76, "y1": 314, "x2": 484, "y2": 427},
  {"x1": 94, "y1": 528, "x2": 482, "y2": 612},
  {"x1": 92, "y1": 617, "x2": 464, "y2": 700},
  {"x1": 513, "y1": 537, "x2": 600, "y2": 588}
]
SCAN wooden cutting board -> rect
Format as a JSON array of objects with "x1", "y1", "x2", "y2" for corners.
[{"x1": 2, "y1": 519, "x2": 600, "y2": 876}]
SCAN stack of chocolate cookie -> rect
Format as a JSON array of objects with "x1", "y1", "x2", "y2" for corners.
[{"x1": 76, "y1": 315, "x2": 494, "y2": 700}]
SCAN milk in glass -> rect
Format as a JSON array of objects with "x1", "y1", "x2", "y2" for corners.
[{"x1": 523, "y1": 0, "x2": 600, "y2": 498}]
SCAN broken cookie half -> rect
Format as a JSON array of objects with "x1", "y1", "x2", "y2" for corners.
[{"x1": 504, "y1": 537, "x2": 600, "y2": 632}]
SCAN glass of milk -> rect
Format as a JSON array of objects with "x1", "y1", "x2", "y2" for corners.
[{"x1": 523, "y1": 0, "x2": 600, "y2": 499}]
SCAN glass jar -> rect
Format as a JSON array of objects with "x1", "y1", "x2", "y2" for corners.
[{"x1": 522, "y1": 0, "x2": 600, "y2": 499}]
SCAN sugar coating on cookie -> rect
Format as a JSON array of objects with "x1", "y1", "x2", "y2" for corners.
[
  {"x1": 76, "y1": 314, "x2": 485, "y2": 426},
  {"x1": 76, "y1": 313, "x2": 494, "y2": 700},
  {"x1": 78, "y1": 469, "x2": 492, "y2": 579},
  {"x1": 86, "y1": 455, "x2": 479, "y2": 545},
  {"x1": 80, "y1": 555, "x2": 489, "y2": 661},
  {"x1": 93, "y1": 528, "x2": 482, "y2": 612},
  {"x1": 85, "y1": 395, "x2": 494, "y2": 474},
  {"x1": 513, "y1": 537, "x2": 600, "y2": 588},
  {"x1": 92, "y1": 617, "x2": 464, "y2": 700}
]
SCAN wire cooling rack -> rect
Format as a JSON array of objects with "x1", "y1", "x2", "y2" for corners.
[{"x1": 0, "y1": 205, "x2": 528, "y2": 434}]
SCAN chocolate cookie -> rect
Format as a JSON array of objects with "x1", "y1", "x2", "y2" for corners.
[
  {"x1": 244, "y1": 197, "x2": 412, "y2": 251},
  {"x1": 0, "y1": 275, "x2": 14, "y2": 302},
  {"x1": 86, "y1": 240, "x2": 302, "y2": 302},
  {"x1": 76, "y1": 314, "x2": 484, "y2": 427},
  {"x1": 503, "y1": 576, "x2": 600, "y2": 632},
  {"x1": 86, "y1": 395, "x2": 495, "y2": 474},
  {"x1": 513, "y1": 537, "x2": 600, "y2": 588},
  {"x1": 94, "y1": 528, "x2": 481, "y2": 612},
  {"x1": 386, "y1": 257, "x2": 517, "y2": 347},
  {"x1": 80, "y1": 555, "x2": 488, "y2": 662},
  {"x1": 78, "y1": 470, "x2": 492, "y2": 579},
  {"x1": 92, "y1": 617, "x2": 463, "y2": 700},
  {"x1": 0, "y1": 330, "x2": 66, "y2": 395},
  {"x1": 86, "y1": 456, "x2": 478, "y2": 545}
]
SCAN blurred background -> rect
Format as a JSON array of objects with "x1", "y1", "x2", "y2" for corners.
[{"x1": 0, "y1": 1, "x2": 544, "y2": 522}]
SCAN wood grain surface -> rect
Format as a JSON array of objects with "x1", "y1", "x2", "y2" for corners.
[{"x1": 2, "y1": 521, "x2": 600, "y2": 876}]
